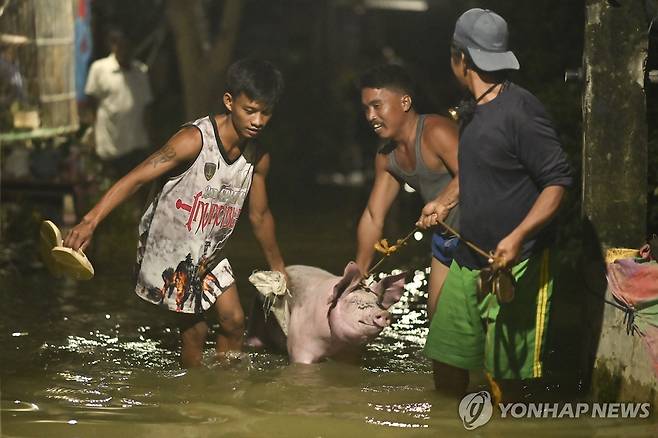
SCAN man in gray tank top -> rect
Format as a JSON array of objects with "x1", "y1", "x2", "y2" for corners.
[{"x1": 355, "y1": 64, "x2": 460, "y2": 322}]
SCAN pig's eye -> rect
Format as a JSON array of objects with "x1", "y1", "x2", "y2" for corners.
[{"x1": 355, "y1": 301, "x2": 373, "y2": 310}]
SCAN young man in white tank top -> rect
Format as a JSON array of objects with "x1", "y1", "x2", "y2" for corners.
[
  {"x1": 355, "y1": 64, "x2": 460, "y2": 322},
  {"x1": 63, "y1": 59, "x2": 287, "y2": 368}
]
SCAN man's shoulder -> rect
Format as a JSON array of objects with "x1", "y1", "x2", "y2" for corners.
[
  {"x1": 89, "y1": 55, "x2": 115, "y2": 70},
  {"x1": 422, "y1": 113, "x2": 458, "y2": 132},
  {"x1": 420, "y1": 113, "x2": 458, "y2": 150},
  {"x1": 187, "y1": 114, "x2": 213, "y2": 127},
  {"x1": 505, "y1": 83, "x2": 547, "y2": 113}
]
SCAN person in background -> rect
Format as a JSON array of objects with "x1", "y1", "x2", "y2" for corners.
[{"x1": 84, "y1": 28, "x2": 153, "y2": 178}]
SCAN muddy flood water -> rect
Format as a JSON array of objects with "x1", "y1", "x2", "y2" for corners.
[{"x1": 1, "y1": 185, "x2": 656, "y2": 437}]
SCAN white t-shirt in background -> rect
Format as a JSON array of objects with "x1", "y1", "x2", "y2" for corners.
[{"x1": 85, "y1": 53, "x2": 153, "y2": 160}]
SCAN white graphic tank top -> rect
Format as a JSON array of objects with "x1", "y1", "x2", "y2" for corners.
[{"x1": 135, "y1": 115, "x2": 256, "y2": 313}]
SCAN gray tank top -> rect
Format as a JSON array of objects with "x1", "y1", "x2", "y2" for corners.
[{"x1": 386, "y1": 114, "x2": 460, "y2": 231}]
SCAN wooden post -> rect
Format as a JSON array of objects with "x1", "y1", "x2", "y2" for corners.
[
  {"x1": 583, "y1": 1, "x2": 657, "y2": 404},
  {"x1": 582, "y1": 0, "x2": 648, "y2": 247},
  {"x1": 166, "y1": 0, "x2": 243, "y2": 120}
]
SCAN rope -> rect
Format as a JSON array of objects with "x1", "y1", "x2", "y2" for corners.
[
  {"x1": 366, "y1": 217, "x2": 495, "y2": 278},
  {"x1": 585, "y1": 287, "x2": 642, "y2": 337},
  {"x1": 582, "y1": 260, "x2": 644, "y2": 337},
  {"x1": 433, "y1": 217, "x2": 492, "y2": 260},
  {"x1": 367, "y1": 227, "x2": 419, "y2": 276}
]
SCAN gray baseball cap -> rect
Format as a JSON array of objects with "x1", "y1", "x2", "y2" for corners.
[{"x1": 452, "y1": 8, "x2": 520, "y2": 72}]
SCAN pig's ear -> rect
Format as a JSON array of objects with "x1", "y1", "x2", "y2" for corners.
[
  {"x1": 329, "y1": 262, "x2": 363, "y2": 306},
  {"x1": 373, "y1": 271, "x2": 407, "y2": 309}
]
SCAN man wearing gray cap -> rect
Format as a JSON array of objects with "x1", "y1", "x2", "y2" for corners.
[{"x1": 420, "y1": 8, "x2": 572, "y2": 397}]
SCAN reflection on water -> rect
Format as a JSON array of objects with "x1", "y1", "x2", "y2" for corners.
[
  {"x1": 1, "y1": 188, "x2": 656, "y2": 437},
  {"x1": 0, "y1": 261, "x2": 446, "y2": 437},
  {"x1": 2, "y1": 270, "x2": 656, "y2": 437}
]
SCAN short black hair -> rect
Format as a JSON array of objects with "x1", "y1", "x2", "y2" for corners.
[
  {"x1": 358, "y1": 64, "x2": 416, "y2": 101},
  {"x1": 450, "y1": 42, "x2": 476, "y2": 70},
  {"x1": 450, "y1": 41, "x2": 509, "y2": 81},
  {"x1": 225, "y1": 58, "x2": 284, "y2": 109}
]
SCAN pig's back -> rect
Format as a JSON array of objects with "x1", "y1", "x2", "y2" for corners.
[{"x1": 286, "y1": 265, "x2": 337, "y2": 307}]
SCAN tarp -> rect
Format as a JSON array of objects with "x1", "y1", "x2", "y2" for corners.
[
  {"x1": 75, "y1": 0, "x2": 92, "y2": 102},
  {"x1": 606, "y1": 242, "x2": 658, "y2": 377}
]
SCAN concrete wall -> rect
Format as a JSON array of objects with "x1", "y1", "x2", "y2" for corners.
[{"x1": 590, "y1": 284, "x2": 658, "y2": 405}]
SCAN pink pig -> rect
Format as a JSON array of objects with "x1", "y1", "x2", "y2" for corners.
[{"x1": 248, "y1": 262, "x2": 407, "y2": 364}]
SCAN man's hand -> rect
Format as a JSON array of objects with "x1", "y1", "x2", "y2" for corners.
[
  {"x1": 269, "y1": 260, "x2": 288, "y2": 282},
  {"x1": 490, "y1": 185, "x2": 567, "y2": 269},
  {"x1": 250, "y1": 153, "x2": 288, "y2": 280},
  {"x1": 416, "y1": 200, "x2": 449, "y2": 230},
  {"x1": 59, "y1": 127, "x2": 203, "y2": 254},
  {"x1": 491, "y1": 232, "x2": 523, "y2": 269},
  {"x1": 63, "y1": 218, "x2": 97, "y2": 252},
  {"x1": 275, "y1": 267, "x2": 290, "y2": 288}
]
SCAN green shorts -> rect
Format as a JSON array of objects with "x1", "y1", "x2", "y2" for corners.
[{"x1": 424, "y1": 248, "x2": 553, "y2": 380}]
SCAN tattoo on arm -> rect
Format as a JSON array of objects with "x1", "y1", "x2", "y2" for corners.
[{"x1": 150, "y1": 144, "x2": 176, "y2": 168}]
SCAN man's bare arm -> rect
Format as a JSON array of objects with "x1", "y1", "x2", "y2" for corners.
[
  {"x1": 493, "y1": 185, "x2": 566, "y2": 268},
  {"x1": 356, "y1": 153, "x2": 400, "y2": 273},
  {"x1": 63, "y1": 127, "x2": 203, "y2": 251},
  {"x1": 249, "y1": 153, "x2": 286, "y2": 274}
]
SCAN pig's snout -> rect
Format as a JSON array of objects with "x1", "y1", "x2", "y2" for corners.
[{"x1": 373, "y1": 311, "x2": 392, "y2": 328}]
